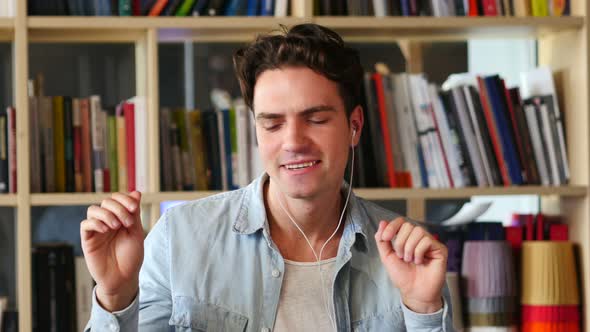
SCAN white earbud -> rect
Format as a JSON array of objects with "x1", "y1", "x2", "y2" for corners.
[{"x1": 351, "y1": 127, "x2": 357, "y2": 147}]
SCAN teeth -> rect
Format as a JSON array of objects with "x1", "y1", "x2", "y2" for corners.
[{"x1": 285, "y1": 161, "x2": 317, "y2": 170}]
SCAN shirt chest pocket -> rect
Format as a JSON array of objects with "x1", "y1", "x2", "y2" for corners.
[
  {"x1": 169, "y1": 296, "x2": 248, "y2": 332},
  {"x1": 351, "y1": 310, "x2": 406, "y2": 332}
]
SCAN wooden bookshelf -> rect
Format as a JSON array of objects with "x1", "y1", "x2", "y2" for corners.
[
  {"x1": 8, "y1": 0, "x2": 590, "y2": 331},
  {"x1": 0, "y1": 194, "x2": 17, "y2": 206}
]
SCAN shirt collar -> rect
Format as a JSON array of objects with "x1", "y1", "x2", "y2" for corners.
[{"x1": 232, "y1": 173, "x2": 370, "y2": 250}]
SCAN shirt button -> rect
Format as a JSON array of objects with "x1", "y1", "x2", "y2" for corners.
[
  {"x1": 271, "y1": 269, "x2": 280, "y2": 278},
  {"x1": 261, "y1": 328, "x2": 271, "y2": 332}
]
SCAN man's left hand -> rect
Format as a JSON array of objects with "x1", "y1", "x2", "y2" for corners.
[{"x1": 374, "y1": 218, "x2": 448, "y2": 314}]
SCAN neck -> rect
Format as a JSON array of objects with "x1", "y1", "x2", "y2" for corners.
[{"x1": 264, "y1": 179, "x2": 345, "y2": 262}]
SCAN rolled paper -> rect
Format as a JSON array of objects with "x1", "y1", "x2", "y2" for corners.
[
  {"x1": 468, "y1": 297, "x2": 518, "y2": 314},
  {"x1": 521, "y1": 305, "x2": 579, "y2": 322},
  {"x1": 462, "y1": 241, "x2": 516, "y2": 298},
  {"x1": 521, "y1": 242, "x2": 579, "y2": 305},
  {"x1": 447, "y1": 272, "x2": 464, "y2": 330}
]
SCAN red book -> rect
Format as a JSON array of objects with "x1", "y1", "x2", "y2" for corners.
[
  {"x1": 550, "y1": 224, "x2": 569, "y2": 241},
  {"x1": 372, "y1": 73, "x2": 397, "y2": 187},
  {"x1": 505, "y1": 226, "x2": 523, "y2": 249},
  {"x1": 468, "y1": 0, "x2": 479, "y2": 16},
  {"x1": 482, "y1": 0, "x2": 499, "y2": 15},
  {"x1": 103, "y1": 169, "x2": 111, "y2": 193},
  {"x1": 477, "y1": 76, "x2": 511, "y2": 186},
  {"x1": 124, "y1": 101, "x2": 136, "y2": 192},
  {"x1": 133, "y1": 0, "x2": 141, "y2": 15},
  {"x1": 80, "y1": 99, "x2": 93, "y2": 192}
]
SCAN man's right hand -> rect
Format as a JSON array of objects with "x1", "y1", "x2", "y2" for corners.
[{"x1": 80, "y1": 191, "x2": 145, "y2": 312}]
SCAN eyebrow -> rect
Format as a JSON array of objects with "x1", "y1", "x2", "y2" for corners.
[{"x1": 255, "y1": 105, "x2": 337, "y2": 121}]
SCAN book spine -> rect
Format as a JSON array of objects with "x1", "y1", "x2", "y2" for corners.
[
  {"x1": 53, "y1": 97, "x2": 66, "y2": 192},
  {"x1": 372, "y1": 72, "x2": 397, "y2": 187},
  {"x1": 63, "y1": 96, "x2": 75, "y2": 192},
  {"x1": 0, "y1": 108, "x2": 7, "y2": 193},
  {"x1": 29, "y1": 98, "x2": 41, "y2": 194},
  {"x1": 477, "y1": 76, "x2": 511, "y2": 185},
  {"x1": 90, "y1": 96, "x2": 105, "y2": 193},
  {"x1": 107, "y1": 111, "x2": 118, "y2": 192},
  {"x1": 119, "y1": 0, "x2": 133, "y2": 15},
  {"x1": 124, "y1": 101, "x2": 136, "y2": 192},
  {"x1": 148, "y1": 0, "x2": 169, "y2": 16},
  {"x1": 41, "y1": 97, "x2": 56, "y2": 192},
  {"x1": 72, "y1": 98, "x2": 83, "y2": 192},
  {"x1": 80, "y1": 99, "x2": 93, "y2": 192},
  {"x1": 116, "y1": 103, "x2": 128, "y2": 192}
]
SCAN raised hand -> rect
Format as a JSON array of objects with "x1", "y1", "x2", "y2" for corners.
[
  {"x1": 80, "y1": 191, "x2": 144, "y2": 312},
  {"x1": 375, "y1": 218, "x2": 448, "y2": 314}
]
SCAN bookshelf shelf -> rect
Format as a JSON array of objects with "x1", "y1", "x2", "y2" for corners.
[
  {"x1": 134, "y1": 186, "x2": 590, "y2": 205},
  {"x1": 0, "y1": 194, "x2": 17, "y2": 207},
  {"x1": 0, "y1": 17, "x2": 14, "y2": 41},
  {"x1": 25, "y1": 16, "x2": 585, "y2": 42},
  {"x1": 30, "y1": 193, "x2": 114, "y2": 206}
]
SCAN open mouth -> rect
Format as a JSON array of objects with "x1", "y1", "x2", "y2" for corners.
[{"x1": 283, "y1": 160, "x2": 320, "y2": 170}]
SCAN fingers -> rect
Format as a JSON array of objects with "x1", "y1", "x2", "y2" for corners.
[
  {"x1": 85, "y1": 192, "x2": 142, "y2": 230},
  {"x1": 375, "y1": 218, "x2": 439, "y2": 265},
  {"x1": 87, "y1": 204, "x2": 123, "y2": 230},
  {"x1": 80, "y1": 217, "x2": 109, "y2": 240}
]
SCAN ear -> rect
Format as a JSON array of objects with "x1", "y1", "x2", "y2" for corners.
[{"x1": 349, "y1": 105, "x2": 364, "y2": 147}]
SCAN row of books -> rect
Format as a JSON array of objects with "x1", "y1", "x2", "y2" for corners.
[
  {"x1": 317, "y1": 0, "x2": 569, "y2": 17},
  {"x1": 32, "y1": 243, "x2": 93, "y2": 332},
  {"x1": 29, "y1": 94, "x2": 149, "y2": 193},
  {"x1": 0, "y1": 107, "x2": 16, "y2": 194},
  {"x1": 28, "y1": 0, "x2": 290, "y2": 17},
  {"x1": 160, "y1": 90, "x2": 264, "y2": 191},
  {"x1": 353, "y1": 66, "x2": 569, "y2": 189}
]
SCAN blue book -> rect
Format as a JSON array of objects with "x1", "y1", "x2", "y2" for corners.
[
  {"x1": 247, "y1": 0, "x2": 259, "y2": 16},
  {"x1": 484, "y1": 76, "x2": 524, "y2": 185},
  {"x1": 224, "y1": 0, "x2": 248, "y2": 15},
  {"x1": 401, "y1": 0, "x2": 410, "y2": 16}
]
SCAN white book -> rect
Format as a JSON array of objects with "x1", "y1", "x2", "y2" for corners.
[
  {"x1": 408, "y1": 75, "x2": 444, "y2": 188},
  {"x1": 372, "y1": 0, "x2": 387, "y2": 17},
  {"x1": 234, "y1": 98, "x2": 251, "y2": 188},
  {"x1": 75, "y1": 257, "x2": 94, "y2": 332},
  {"x1": 524, "y1": 104, "x2": 550, "y2": 185},
  {"x1": 429, "y1": 85, "x2": 466, "y2": 188},
  {"x1": 131, "y1": 96, "x2": 149, "y2": 192},
  {"x1": 419, "y1": 78, "x2": 451, "y2": 188},
  {"x1": 274, "y1": 0, "x2": 288, "y2": 17},
  {"x1": 90, "y1": 95, "x2": 104, "y2": 193},
  {"x1": 392, "y1": 73, "x2": 422, "y2": 188},
  {"x1": 451, "y1": 87, "x2": 488, "y2": 186},
  {"x1": 7, "y1": 0, "x2": 13, "y2": 17},
  {"x1": 539, "y1": 103, "x2": 561, "y2": 185},
  {"x1": 520, "y1": 66, "x2": 569, "y2": 181}
]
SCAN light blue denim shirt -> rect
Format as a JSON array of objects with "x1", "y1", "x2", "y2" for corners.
[{"x1": 86, "y1": 174, "x2": 454, "y2": 331}]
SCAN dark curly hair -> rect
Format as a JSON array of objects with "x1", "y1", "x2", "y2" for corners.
[{"x1": 233, "y1": 23, "x2": 363, "y2": 118}]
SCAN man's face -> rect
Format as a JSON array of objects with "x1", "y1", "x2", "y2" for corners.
[{"x1": 253, "y1": 66, "x2": 361, "y2": 200}]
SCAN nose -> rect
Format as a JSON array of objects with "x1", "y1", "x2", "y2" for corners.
[{"x1": 282, "y1": 121, "x2": 309, "y2": 153}]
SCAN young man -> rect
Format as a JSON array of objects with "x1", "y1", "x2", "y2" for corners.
[{"x1": 81, "y1": 24, "x2": 453, "y2": 331}]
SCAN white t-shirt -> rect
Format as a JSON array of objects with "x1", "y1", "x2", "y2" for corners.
[{"x1": 273, "y1": 257, "x2": 337, "y2": 332}]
